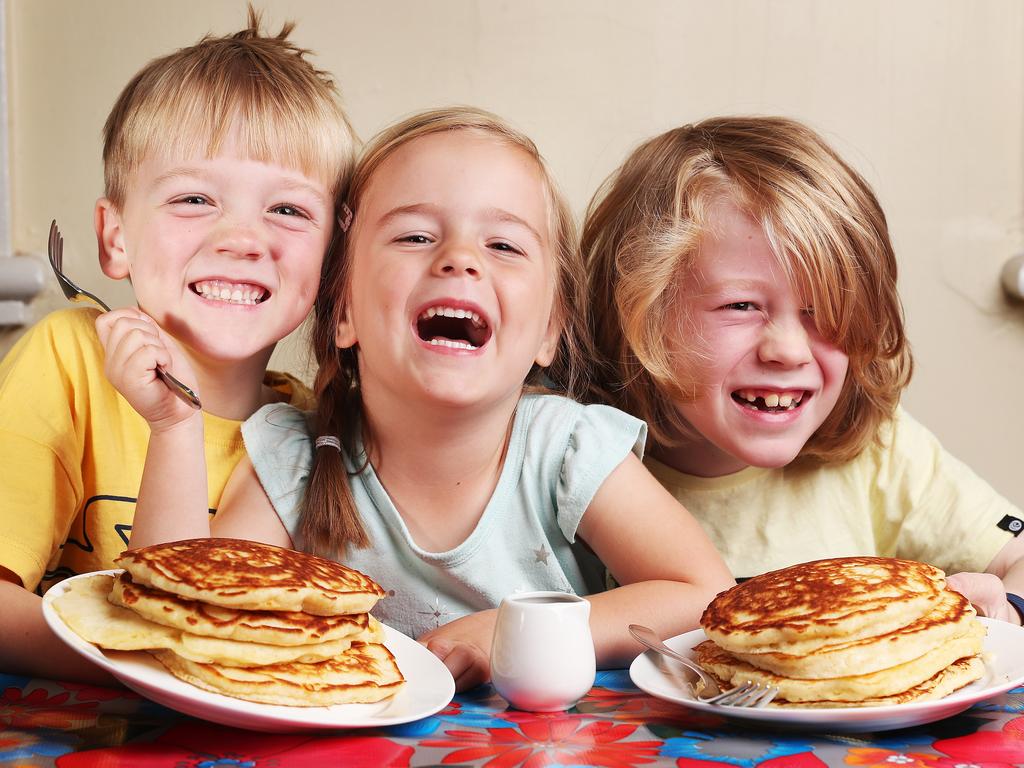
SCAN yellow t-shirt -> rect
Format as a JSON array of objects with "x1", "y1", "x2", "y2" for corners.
[
  {"x1": 646, "y1": 408, "x2": 1020, "y2": 580},
  {"x1": 0, "y1": 307, "x2": 313, "y2": 593}
]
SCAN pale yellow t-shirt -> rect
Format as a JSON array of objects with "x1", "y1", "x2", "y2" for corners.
[
  {"x1": 646, "y1": 408, "x2": 1019, "y2": 580},
  {"x1": 0, "y1": 307, "x2": 313, "y2": 593}
]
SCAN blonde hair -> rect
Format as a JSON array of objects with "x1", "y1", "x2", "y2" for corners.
[
  {"x1": 102, "y1": 7, "x2": 356, "y2": 209},
  {"x1": 299, "y1": 106, "x2": 586, "y2": 557},
  {"x1": 584, "y1": 116, "x2": 912, "y2": 463}
]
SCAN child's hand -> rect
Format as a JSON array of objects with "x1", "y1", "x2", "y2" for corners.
[
  {"x1": 418, "y1": 609, "x2": 496, "y2": 692},
  {"x1": 95, "y1": 309, "x2": 200, "y2": 431},
  {"x1": 946, "y1": 571, "x2": 1022, "y2": 624}
]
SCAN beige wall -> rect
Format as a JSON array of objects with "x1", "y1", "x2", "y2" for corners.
[{"x1": 6, "y1": 0, "x2": 1023, "y2": 507}]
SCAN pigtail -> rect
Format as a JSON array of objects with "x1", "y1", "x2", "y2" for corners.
[{"x1": 295, "y1": 233, "x2": 369, "y2": 559}]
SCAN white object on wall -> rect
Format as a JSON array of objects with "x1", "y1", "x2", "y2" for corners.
[
  {"x1": 1001, "y1": 253, "x2": 1024, "y2": 301},
  {"x1": 0, "y1": 0, "x2": 45, "y2": 327}
]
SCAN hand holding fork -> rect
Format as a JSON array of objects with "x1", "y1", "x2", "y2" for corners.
[{"x1": 47, "y1": 220, "x2": 202, "y2": 411}]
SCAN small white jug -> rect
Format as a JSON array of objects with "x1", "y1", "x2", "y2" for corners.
[{"x1": 490, "y1": 590, "x2": 596, "y2": 712}]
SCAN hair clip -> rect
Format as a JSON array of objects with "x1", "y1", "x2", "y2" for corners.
[
  {"x1": 338, "y1": 204, "x2": 354, "y2": 233},
  {"x1": 314, "y1": 435, "x2": 342, "y2": 451}
]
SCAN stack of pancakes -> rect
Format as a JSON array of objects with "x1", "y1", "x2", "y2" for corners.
[
  {"x1": 53, "y1": 538, "x2": 405, "y2": 706},
  {"x1": 696, "y1": 557, "x2": 986, "y2": 708}
]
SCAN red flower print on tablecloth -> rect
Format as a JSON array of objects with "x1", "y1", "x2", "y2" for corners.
[
  {"x1": 844, "y1": 748, "x2": 942, "y2": 767},
  {"x1": 55, "y1": 721, "x2": 413, "y2": 768},
  {"x1": 422, "y1": 716, "x2": 661, "y2": 766},
  {"x1": 930, "y1": 713, "x2": 1024, "y2": 767},
  {"x1": 58, "y1": 682, "x2": 133, "y2": 703},
  {"x1": 577, "y1": 686, "x2": 721, "y2": 730},
  {"x1": 1, "y1": 686, "x2": 101, "y2": 730}
]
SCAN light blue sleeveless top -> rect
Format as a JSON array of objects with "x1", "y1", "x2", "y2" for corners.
[{"x1": 242, "y1": 393, "x2": 646, "y2": 639}]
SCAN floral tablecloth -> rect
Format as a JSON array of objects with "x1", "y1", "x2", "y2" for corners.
[{"x1": 2, "y1": 671, "x2": 1023, "y2": 767}]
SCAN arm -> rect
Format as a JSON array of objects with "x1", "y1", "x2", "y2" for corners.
[
  {"x1": 209, "y1": 456, "x2": 294, "y2": 547},
  {"x1": 0, "y1": 568, "x2": 118, "y2": 685},
  {"x1": 95, "y1": 310, "x2": 209, "y2": 547},
  {"x1": 421, "y1": 453, "x2": 734, "y2": 690},
  {"x1": 947, "y1": 534, "x2": 1024, "y2": 625}
]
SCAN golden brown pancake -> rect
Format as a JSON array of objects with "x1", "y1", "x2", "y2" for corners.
[
  {"x1": 52, "y1": 573, "x2": 381, "y2": 667},
  {"x1": 110, "y1": 572, "x2": 372, "y2": 645},
  {"x1": 765, "y1": 657, "x2": 986, "y2": 709},
  {"x1": 730, "y1": 587, "x2": 979, "y2": 679},
  {"x1": 152, "y1": 642, "x2": 406, "y2": 706},
  {"x1": 115, "y1": 538, "x2": 385, "y2": 616},
  {"x1": 695, "y1": 621, "x2": 985, "y2": 703},
  {"x1": 701, "y1": 556, "x2": 946, "y2": 654}
]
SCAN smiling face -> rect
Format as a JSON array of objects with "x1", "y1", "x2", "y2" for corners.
[
  {"x1": 96, "y1": 130, "x2": 333, "y2": 369},
  {"x1": 667, "y1": 197, "x2": 850, "y2": 476},
  {"x1": 334, "y1": 129, "x2": 560, "y2": 414}
]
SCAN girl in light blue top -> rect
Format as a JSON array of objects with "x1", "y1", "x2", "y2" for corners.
[{"x1": 113, "y1": 107, "x2": 733, "y2": 691}]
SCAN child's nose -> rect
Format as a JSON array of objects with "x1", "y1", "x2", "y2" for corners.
[
  {"x1": 214, "y1": 225, "x2": 267, "y2": 260},
  {"x1": 432, "y1": 241, "x2": 481, "y2": 278},
  {"x1": 758, "y1": 316, "x2": 814, "y2": 367}
]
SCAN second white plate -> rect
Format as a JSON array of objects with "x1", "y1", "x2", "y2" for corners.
[
  {"x1": 629, "y1": 617, "x2": 1024, "y2": 733},
  {"x1": 43, "y1": 570, "x2": 455, "y2": 732}
]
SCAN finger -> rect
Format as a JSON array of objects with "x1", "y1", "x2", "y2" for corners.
[{"x1": 440, "y1": 644, "x2": 489, "y2": 692}]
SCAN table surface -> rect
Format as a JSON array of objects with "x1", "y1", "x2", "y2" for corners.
[{"x1": 2, "y1": 671, "x2": 1023, "y2": 767}]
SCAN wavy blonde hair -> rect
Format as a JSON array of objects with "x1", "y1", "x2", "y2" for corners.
[
  {"x1": 584, "y1": 116, "x2": 912, "y2": 463},
  {"x1": 299, "y1": 106, "x2": 586, "y2": 557},
  {"x1": 102, "y1": 7, "x2": 355, "y2": 209}
]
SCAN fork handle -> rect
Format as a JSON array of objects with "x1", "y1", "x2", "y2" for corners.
[{"x1": 156, "y1": 366, "x2": 202, "y2": 409}]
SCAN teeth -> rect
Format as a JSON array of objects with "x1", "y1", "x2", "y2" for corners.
[
  {"x1": 428, "y1": 338, "x2": 478, "y2": 350},
  {"x1": 746, "y1": 393, "x2": 757, "y2": 402},
  {"x1": 778, "y1": 394, "x2": 793, "y2": 408},
  {"x1": 193, "y1": 280, "x2": 266, "y2": 306},
  {"x1": 764, "y1": 393, "x2": 780, "y2": 408},
  {"x1": 420, "y1": 306, "x2": 485, "y2": 327}
]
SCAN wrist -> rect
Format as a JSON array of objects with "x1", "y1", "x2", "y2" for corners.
[{"x1": 149, "y1": 409, "x2": 204, "y2": 436}]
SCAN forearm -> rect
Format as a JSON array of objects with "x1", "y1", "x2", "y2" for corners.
[
  {"x1": 130, "y1": 414, "x2": 210, "y2": 548},
  {"x1": 0, "y1": 581, "x2": 119, "y2": 685},
  {"x1": 588, "y1": 579, "x2": 720, "y2": 669}
]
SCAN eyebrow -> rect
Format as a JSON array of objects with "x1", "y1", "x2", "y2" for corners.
[
  {"x1": 377, "y1": 203, "x2": 545, "y2": 244},
  {"x1": 152, "y1": 167, "x2": 330, "y2": 207}
]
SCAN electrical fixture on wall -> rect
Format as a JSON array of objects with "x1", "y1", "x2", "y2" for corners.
[{"x1": 1002, "y1": 254, "x2": 1024, "y2": 302}]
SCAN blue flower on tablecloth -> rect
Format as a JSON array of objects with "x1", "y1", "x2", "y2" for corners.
[
  {"x1": 0, "y1": 675, "x2": 32, "y2": 689},
  {"x1": 595, "y1": 669, "x2": 634, "y2": 691},
  {"x1": 659, "y1": 730, "x2": 815, "y2": 765},
  {"x1": 0, "y1": 733, "x2": 72, "y2": 762},
  {"x1": 195, "y1": 760, "x2": 256, "y2": 768}
]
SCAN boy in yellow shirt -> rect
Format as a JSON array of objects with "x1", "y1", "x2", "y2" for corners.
[{"x1": 0, "y1": 10, "x2": 356, "y2": 681}]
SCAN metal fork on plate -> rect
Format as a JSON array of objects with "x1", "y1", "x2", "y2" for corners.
[
  {"x1": 47, "y1": 220, "x2": 202, "y2": 409},
  {"x1": 629, "y1": 624, "x2": 778, "y2": 707}
]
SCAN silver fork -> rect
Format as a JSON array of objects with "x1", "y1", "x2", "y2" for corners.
[
  {"x1": 47, "y1": 220, "x2": 202, "y2": 409},
  {"x1": 629, "y1": 624, "x2": 778, "y2": 707}
]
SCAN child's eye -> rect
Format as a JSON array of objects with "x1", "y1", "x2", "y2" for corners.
[
  {"x1": 269, "y1": 204, "x2": 310, "y2": 219},
  {"x1": 488, "y1": 240, "x2": 525, "y2": 256},
  {"x1": 722, "y1": 301, "x2": 757, "y2": 311},
  {"x1": 396, "y1": 234, "x2": 433, "y2": 245},
  {"x1": 175, "y1": 194, "x2": 210, "y2": 206},
  {"x1": 802, "y1": 306, "x2": 816, "y2": 317}
]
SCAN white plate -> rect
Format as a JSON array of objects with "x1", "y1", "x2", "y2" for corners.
[
  {"x1": 42, "y1": 570, "x2": 455, "y2": 732},
  {"x1": 629, "y1": 617, "x2": 1024, "y2": 733}
]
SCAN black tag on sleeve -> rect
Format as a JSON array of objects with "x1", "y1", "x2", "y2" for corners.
[{"x1": 997, "y1": 515, "x2": 1024, "y2": 536}]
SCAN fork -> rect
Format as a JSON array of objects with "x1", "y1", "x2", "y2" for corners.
[
  {"x1": 47, "y1": 220, "x2": 202, "y2": 409},
  {"x1": 629, "y1": 624, "x2": 778, "y2": 707}
]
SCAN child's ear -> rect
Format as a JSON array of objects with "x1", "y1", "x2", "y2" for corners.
[
  {"x1": 534, "y1": 312, "x2": 562, "y2": 367},
  {"x1": 334, "y1": 304, "x2": 358, "y2": 349},
  {"x1": 95, "y1": 198, "x2": 129, "y2": 279}
]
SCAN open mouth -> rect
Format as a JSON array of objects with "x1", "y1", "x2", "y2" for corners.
[
  {"x1": 190, "y1": 280, "x2": 269, "y2": 306},
  {"x1": 415, "y1": 305, "x2": 491, "y2": 350},
  {"x1": 731, "y1": 389, "x2": 809, "y2": 413}
]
